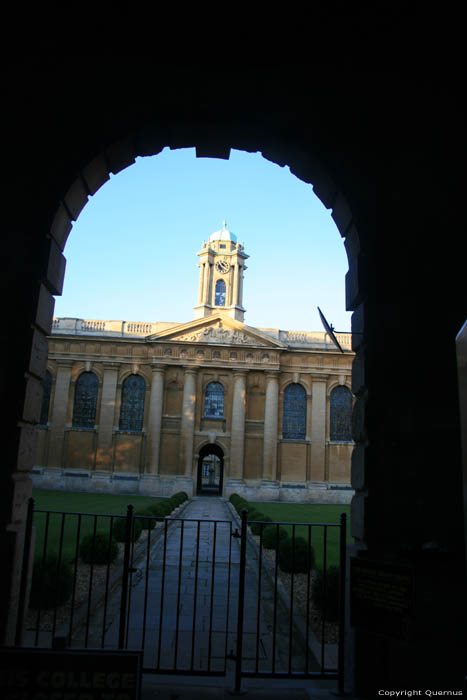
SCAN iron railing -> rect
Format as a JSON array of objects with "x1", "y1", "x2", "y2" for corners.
[
  {"x1": 234, "y1": 509, "x2": 347, "y2": 694},
  {"x1": 16, "y1": 498, "x2": 347, "y2": 693}
]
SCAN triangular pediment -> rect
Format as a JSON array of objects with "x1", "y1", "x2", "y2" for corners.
[{"x1": 146, "y1": 313, "x2": 285, "y2": 348}]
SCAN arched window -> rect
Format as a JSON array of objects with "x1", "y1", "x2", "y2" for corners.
[
  {"x1": 204, "y1": 382, "x2": 224, "y2": 418},
  {"x1": 72, "y1": 372, "x2": 98, "y2": 428},
  {"x1": 330, "y1": 385, "x2": 353, "y2": 441},
  {"x1": 39, "y1": 370, "x2": 52, "y2": 426},
  {"x1": 215, "y1": 279, "x2": 226, "y2": 306},
  {"x1": 283, "y1": 383, "x2": 306, "y2": 440},
  {"x1": 119, "y1": 375, "x2": 146, "y2": 431}
]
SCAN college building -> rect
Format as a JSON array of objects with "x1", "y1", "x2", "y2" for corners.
[{"x1": 33, "y1": 222, "x2": 354, "y2": 502}]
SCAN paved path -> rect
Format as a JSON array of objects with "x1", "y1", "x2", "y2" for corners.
[{"x1": 77, "y1": 497, "x2": 315, "y2": 677}]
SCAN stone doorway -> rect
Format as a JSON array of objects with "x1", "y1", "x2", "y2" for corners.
[{"x1": 197, "y1": 444, "x2": 224, "y2": 496}]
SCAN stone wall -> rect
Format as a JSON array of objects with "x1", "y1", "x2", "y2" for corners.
[{"x1": 33, "y1": 326, "x2": 354, "y2": 502}]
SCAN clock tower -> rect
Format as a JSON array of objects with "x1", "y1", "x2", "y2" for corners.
[{"x1": 194, "y1": 221, "x2": 249, "y2": 322}]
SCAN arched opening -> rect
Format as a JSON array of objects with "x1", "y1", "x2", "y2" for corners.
[
  {"x1": 18, "y1": 136, "x2": 359, "y2": 647},
  {"x1": 197, "y1": 443, "x2": 224, "y2": 496},
  {"x1": 41, "y1": 145, "x2": 354, "y2": 503}
]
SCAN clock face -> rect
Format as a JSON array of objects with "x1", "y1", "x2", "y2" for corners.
[{"x1": 215, "y1": 260, "x2": 230, "y2": 274}]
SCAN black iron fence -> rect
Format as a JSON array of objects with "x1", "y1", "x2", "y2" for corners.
[
  {"x1": 233, "y1": 509, "x2": 347, "y2": 693},
  {"x1": 16, "y1": 498, "x2": 347, "y2": 693}
]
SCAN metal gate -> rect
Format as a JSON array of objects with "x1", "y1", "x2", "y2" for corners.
[{"x1": 16, "y1": 499, "x2": 347, "y2": 693}]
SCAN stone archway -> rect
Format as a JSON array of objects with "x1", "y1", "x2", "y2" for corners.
[
  {"x1": 196, "y1": 443, "x2": 224, "y2": 496},
  {"x1": 2, "y1": 63, "x2": 466, "y2": 694}
]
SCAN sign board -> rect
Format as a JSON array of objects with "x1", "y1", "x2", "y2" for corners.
[
  {"x1": 350, "y1": 558, "x2": 414, "y2": 640},
  {"x1": 0, "y1": 648, "x2": 142, "y2": 700}
]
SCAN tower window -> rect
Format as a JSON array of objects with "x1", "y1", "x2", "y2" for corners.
[
  {"x1": 330, "y1": 386, "x2": 353, "y2": 441},
  {"x1": 119, "y1": 374, "x2": 145, "y2": 432},
  {"x1": 283, "y1": 383, "x2": 306, "y2": 440},
  {"x1": 219, "y1": 244, "x2": 226, "y2": 249},
  {"x1": 204, "y1": 382, "x2": 224, "y2": 418},
  {"x1": 215, "y1": 279, "x2": 226, "y2": 306}
]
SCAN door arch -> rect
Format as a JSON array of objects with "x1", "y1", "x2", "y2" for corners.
[{"x1": 197, "y1": 443, "x2": 224, "y2": 496}]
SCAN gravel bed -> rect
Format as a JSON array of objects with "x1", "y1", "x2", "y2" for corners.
[
  {"x1": 25, "y1": 521, "x2": 169, "y2": 634},
  {"x1": 253, "y1": 535, "x2": 338, "y2": 644},
  {"x1": 25, "y1": 542, "x2": 127, "y2": 633}
]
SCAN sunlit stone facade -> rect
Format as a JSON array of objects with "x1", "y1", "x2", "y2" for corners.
[{"x1": 33, "y1": 224, "x2": 354, "y2": 502}]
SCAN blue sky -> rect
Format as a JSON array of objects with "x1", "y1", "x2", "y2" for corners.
[{"x1": 55, "y1": 148, "x2": 351, "y2": 332}]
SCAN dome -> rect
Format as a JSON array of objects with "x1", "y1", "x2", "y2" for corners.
[{"x1": 209, "y1": 220, "x2": 237, "y2": 243}]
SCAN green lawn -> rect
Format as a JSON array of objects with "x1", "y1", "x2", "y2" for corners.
[
  {"x1": 30, "y1": 490, "x2": 351, "y2": 572},
  {"x1": 248, "y1": 501, "x2": 351, "y2": 570},
  {"x1": 31, "y1": 489, "x2": 167, "y2": 563}
]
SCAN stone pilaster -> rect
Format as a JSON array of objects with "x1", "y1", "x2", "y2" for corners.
[
  {"x1": 262, "y1": 371, "x2": 279, "y2": 481},
  {"x1": 232, "y1": 263, "x2": 239, "y2": 306},
  {"x1": 197, "y1": 263, "x2": 204, "y2": 304},
  {"x1": 230, "y1": 370, "x2": 248, "y2": 479},
  {"x1": 179, "y1": 366, "x2": 198, "y2": 477},
  {"x1": 238, "y1": 264, "x2": 244, "y2": 307},
  {"x1": 310, "y1": 375, "x2": 328, "y2": 481},
  {"x1": 146, "y1": 363, "x2": 165, "y2": 474},
  {"x1": 47, "y1": 360, "x2": 73, "y2": 468},
  {"x1": 203, "y1": 263, "x2": 211, "y2": 305},
  {"x1": 95, "y1": 362, "x2": 119, "y2": 469}
]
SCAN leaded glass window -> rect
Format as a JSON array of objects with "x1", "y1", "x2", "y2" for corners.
[
  {"x1": 204, "y1": 382, "x2": 224, "y2": 418},
  {"x1": 283, "y1": 383, "x2": 306, "y2": 440},
  {"x1": 72, "y1": 372, "x2": 98, "y2": 429},
  {"x1": 330, "y1": 386, "x2": 352, "y2": 441},
  {"x1": 215, "y1": 279, "x2": 226, "y2": 306},
  {"x1": 39, "y1": 370, "x2": 52, "y2": 426},
  {"x1": 119, "y1": 375, "x2": 145, "y2": 432}
]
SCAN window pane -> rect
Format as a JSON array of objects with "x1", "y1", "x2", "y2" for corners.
[
  {"x1": 72, "y1": 372, "x2": 98, "y2": 428},
  {"x1": 204, "y1": 382, "x2": 224, "y2": 418},
  {"x1": 283, "y1": 383, "x2": 306, "y2": 440},
  {"x1": 119, "y1": 375, "x2": 145, "y2": 431},
  {"x1": 330, "y1": 386, "x2": 352, "y2": 441},
  {"x1": 215, "y1": 279, "x2": 226, "y2": 306}
]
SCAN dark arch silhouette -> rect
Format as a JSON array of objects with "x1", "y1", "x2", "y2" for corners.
[
  {"x1": 2, "y1": 61, "x2": 465, "y2": 694},
  {"x1": 197, "y1": 443, "x2": 224, "y2": 496}
]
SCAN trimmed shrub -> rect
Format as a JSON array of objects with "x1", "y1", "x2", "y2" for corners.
[
  {"x1": 29, "y1": 554, "x2": 73, "y2": 610},
  {"x1": 168, "y1": 497, "x2": 179, "y2": 511},
  {"x1": 311, "y1": 566, "x2": 340, "y2": 622},
  {"x1": 245, "y1": 507, "x2": 260, "y2": 521},
  {"x1": 261, "y1": 524, "x2": 289, "y2": 551},
  {"x1": 155, "y1": 500, "x2": 175, "y2": 516},
  {"x1": 230, "y1": 494, "x2": 248, "y2": 513},
  {"x1": 112, "y1": 516, "x2": 143, "y2": 543},
  {"x1": 234, "y1": 499, "x2": 249, "y2": 515},
  {"x1": 278, "y1": 536, "x2": 314, "y2": 573},
  {"x1": 249, "y1": 513, "x2": 272, "y2": 536},
  {"x1": 146, "y1": 502, "x2": 171, "y2": 519},
  {"x1": 135, "y1": 508, "x2": 157, "y2": 530},
  {"x1": 79, "y1": 533, "x2": 119, "y2": 565},
  {"x1": 172, "y1": 491, "x2": 188, "y2": 505}
]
